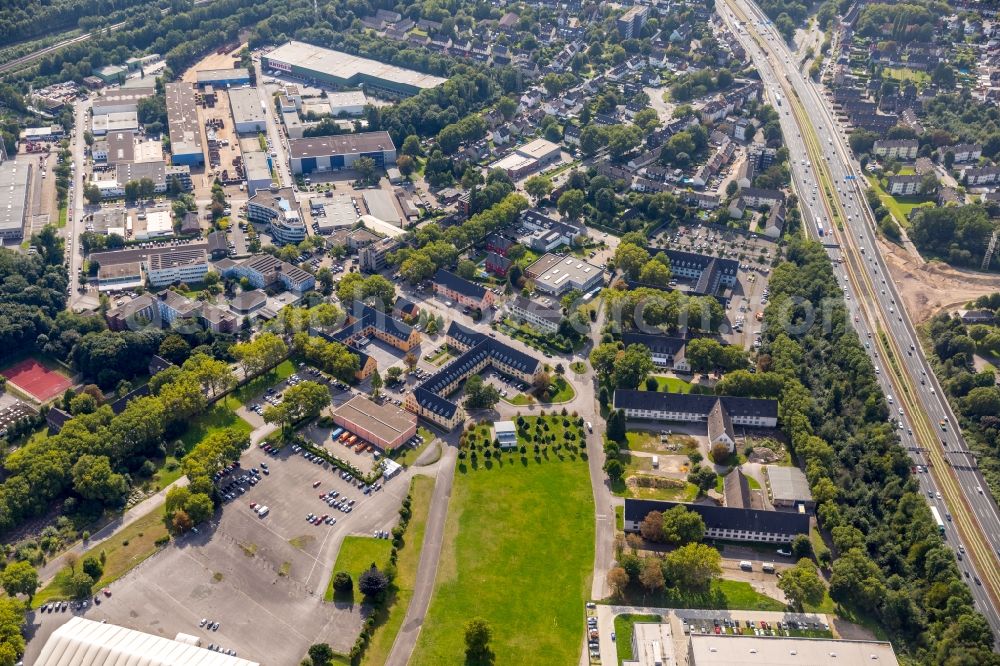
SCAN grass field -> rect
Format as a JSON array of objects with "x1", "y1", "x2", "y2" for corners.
[
  {"x1": 390, "y1": 427, "x2": 437, "y2": 467},
  {"x1": 641, "y1": 376, "x2": 692, "y2": 393},
  {"x1": 865, "y1": 175, "x2": 934, "y2": 228},
  {"x1": 616, "y1": 579, "x2": 784, "y2": 611},
  {"x1": 34, "y1": 508, "x2": 169, "y2": 607},
  {"x1": 324, "y1": 536, "x2": 394, "y2": 602},
  {"x1": 882, "y1": 67, "x2": 930, "y2": 84},
  {"x1": 361, "y1": 475, "x2": 435, "y2": 666},
  {"x1": 223, "y1": 360, "x2": 296, "y2": 408},
  {"x1": 410, "y1": 452, "x2": 594, "y2": 665},
  {"x1": 624, "y1": 431, "x2": 698, "y2": 456},
  {"x1": 614, "y1": 614, "x2": 662, "y2": 664},
  {"x1": 178, "y1": 403, "x2": 253, "y2": 453},
  {"x1": 571, "y1": 361, "x2": 587, "y2": 374},
  {"x1": 540, "y1": 375, "x2": 576, "y2": 403}
]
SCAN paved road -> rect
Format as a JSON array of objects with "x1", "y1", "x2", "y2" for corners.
[
  {"x1": 384, "y1": 443, "x2": 457, "y2": 666},
  {"x1": 721, "y1": 0, "x2": 1000, "y2": 636},
  {"x1": 36, "y1": 476, "x2": 190, "y2": 585}
]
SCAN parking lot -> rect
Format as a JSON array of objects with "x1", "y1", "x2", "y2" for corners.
[{"x1": 26, "y1": 440, "x2": 416, "y2": 664}]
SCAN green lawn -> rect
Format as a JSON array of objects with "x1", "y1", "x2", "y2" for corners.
[
  {"x1": 614, "y1": 614, "x2": 662, "y2": 664},
  {"x1": 540, "y1": 375, "x2": 576, "y2": 403},
  {"x1": 507, "y1": 393, "x2": 534, "y2": 406},
  {"x1": 715, "y1": 474, "x2": 760, "y2": 493},
  {"x1": 324, "y1": 536, "x2": 394, "y2": 602},
  {"x1": 178, "y1": 403, "x2": 252, "y2": 453},
  {"x1": 882, "y1": 66, "x2": 930, "y2": 84},
  {"x1": 360, "y1": 475, "x2": 435, "y2": 666},
  {"x1": 223, "y1": 360, "x2": 296, "y2": 408},
  {"x1": 623, "y1": 431, "x2": 698, "y2": 456},
  {"x1": 34, "y1": 508, "x2": 169, "y2": 607},
  {"x1": 641, "y1": 376, "x2": 692, "y2": 393},
  {"x1": 865, "y1": 175, "x2": 934, "y2": 228},
  {"x1": 616, "y1": 578, "x2": 784, "y2": 611},
  {"x1": 570, "y1": 361, "x2": 587, "y2": 374},
  {"x1": 410, "y1": 445, "x2": 594, "y2": 665},
  {"x1": 389, "y1": 427, "x2": 437, "y2": 467}
]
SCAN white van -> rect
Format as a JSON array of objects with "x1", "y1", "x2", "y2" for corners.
[
  {"x1": 256, "y1": 506, "x2": 269, "y2": 517},
  {"x1": 762, "y1": 562, "x2": 775, "y2": 574},
  {"x1": 652, "y1": 456, "x2": 659, "y2": 469},
  {"x1": 739, "y1": 560, "x2": 753, "y2": 571}
]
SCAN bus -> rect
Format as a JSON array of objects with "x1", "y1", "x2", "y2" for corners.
[
  {"x1": 930, "y1": 506, "x2": 945, "y2": 535},
  {"x1": 330, "y1": 427, "x2": 344, "y2": 441},
  {"x1": 817, "y1": 222, "x2": 825, "y2": 237}
]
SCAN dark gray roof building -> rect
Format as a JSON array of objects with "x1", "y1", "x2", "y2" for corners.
[{"x1": 623, "y1": 498, "x2": 809, "y2": 543}]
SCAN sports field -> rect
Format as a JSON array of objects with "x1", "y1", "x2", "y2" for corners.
[{"x1": 1, "y1": 358, "x2": 72, "y2": 402}]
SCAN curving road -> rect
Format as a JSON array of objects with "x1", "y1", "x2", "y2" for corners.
[{"x1": 719, "y1": 0, "x2": 1000, "y2": 640}]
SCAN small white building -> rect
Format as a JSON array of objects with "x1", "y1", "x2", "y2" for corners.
[{"x1": 494, "y1": 420, "x2": 518, "y2": 448}]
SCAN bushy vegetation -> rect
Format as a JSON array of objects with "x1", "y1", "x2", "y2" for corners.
[
  {"x1": 909, "y1": 205, "x2": 998, "y2": 269},
  {"x1": 759, "y1": 238, "x2": 995, "y2": 661},
  {"x1": 923, "y1": 295, "x2": 1000, "y2": 503}
]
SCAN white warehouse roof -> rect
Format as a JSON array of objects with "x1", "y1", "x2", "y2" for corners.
[{"x1": 35, "y1": 617, "x2": 260, "y2": 666}]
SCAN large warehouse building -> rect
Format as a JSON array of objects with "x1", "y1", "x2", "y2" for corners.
[
  {"x1": 332, "y1": 394, "x2": 417, "y2": 451},
  {"x1": 0, "y1": 160, "x2": 30, "y2": 242},
  {"x1": 228, "y1": 87, "x2": 267, "y2": 134},
  {"x1": 262, "y1": 41, "x2": 447, "y2": 97},
  {"x1": 165, "y1": 82, "x2": 204, "y2": 166},
  {"x1": 35, "y1": 616, "x2": 260, "y2": 665},
  {"x1": 288, "y1": 132, "x2": 396, "y2": 174}
]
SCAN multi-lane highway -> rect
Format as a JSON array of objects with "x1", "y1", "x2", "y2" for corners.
[{"x1": 719, "y1": 0, "x2": 1000, "y2": 637}]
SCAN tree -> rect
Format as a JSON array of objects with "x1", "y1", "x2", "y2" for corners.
[
  {"x1": 604, "y1": 458, "x2": 625, "y2": 482},
  {"x1": 0, "y1": 561, "x2": 38, "y2": 600},
  {"x1": 464, "y1": 374, "x2": 501, "y2": 410},
  {"x1": 456, "y1": 259, "x2": 478, "y2": 279},
  {"x1": 72, "y1": 455, "x2": 129, "y2": 505},
  {"x1": 607, "y1": 409, "x2": 627, "y2": 442},
  {"x1": 401, "y1": 135, "x2": 422, "y2": 157},
  {"x1": 370, "y1": 368, "x2": 383, "y2": 398},
  {"x1": 525, "y1": 175, "x2": 553, "y2": 202},
  {"x1": 613, "y1": 344, "x2": 654, "y2": 389},
  {"x1": 308, "y1": 643, "x2": 334, "y2": 666},
  {"x1": 638, "y1": 258, "x2": 671, "y2": 285},
  {"x1": 386, "y1": 366, "x2": 403, "y2": 383},
  {"x1": 332, "y1": 571, "x2": 353, "y2": 594},
  {"x1": 355, "y1": 156, "x2": 377, "y2": 184},
  {"x1": 396, "y1": 155, "x2": 415, "y2": 177},
  {"x1": 615, "y1": 244, "x2": 651, "y2": 280},
  {"x1": 358, "y1": 564, "x2": 388, "y2": 599},
  {"x1": 81, "y1": 556, "x2": 103, "y2": 581},
  {"x1": 68, "y1": 571, "x2": 95, "y2": 599},
  {"x1": 660, "y1": 505, "x2": 705, "y2": 545},
  {"x1": 790, "y1": 534, "x2": 812, "y2": 560},
  {"x1": 405, "y1": 351, "x2": 418, "y2": 372},
  {"x1": 607, "y1": 566, "x2": 629, "y2": 597},
  {"x1": 663, "y1": 543, "x2": 721, "y2": 593},
  {"x1": 158, "y1": 334, "x2": 191, "y2": 365},
  {"x1": 639, "y1": 510, "x2": 665, "y2": 541},
  {"x1": 687, "y1": 465, "x2": 717, "y2": 494},
  {"x1": 778, "y1": 559, "x2": 826, "y2": 611},
  {"x1": 639, "y1": 556, "x2": 666, "y2": 592},
  {"x1": 557, "y1": 189, "x2": 586, "y2": 220},
  {"x1": 465, "y1": 617, "x2": 494, "y2": 665}
]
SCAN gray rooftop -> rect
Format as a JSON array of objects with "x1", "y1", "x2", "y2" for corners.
[
  {"x1": 165, "y1": 82, "x2": 203, "y2": 157},
  {"x1": 0, "y1": 161, "x2": 29, "y2": 237},
  {"x1": 765, "y1": 466, "x2": 813, "y2": 503},
  {"x1": 228, "y1": 87, "x2": 266, "y2": 129},
  {"x1": 265, "y1": 41, "x2": 447, "y2": 90}
]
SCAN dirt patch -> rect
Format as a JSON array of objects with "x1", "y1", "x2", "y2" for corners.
[
  {"x1": 880, "y1": 237, "x2": 1000, "y2": 323},
  {"x1": 747, "y1": 447, "x2": 784, "y2": 464},
  {"x1": 626, "y1": 475, "x2": 686, "y2": 491}
]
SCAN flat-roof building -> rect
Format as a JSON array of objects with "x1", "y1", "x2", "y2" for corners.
[
  {"x1": 104, "y1": 131, "x2": 135, "y2": 164},
  {"x1": 220, "y1": 254, "x2": 315, "y2": 294},
  {"x1": 146, "y1": 245, "x2": 210, "y2": 286},
  {"x1": 494, "y1": 420, "x2": 518, "y2": 448},
  {"x1": 525, "y1": 253, "x2": 604, "y2": 295},
  {"x1": 90, "y1": 243, "x2": 209, "y2": 290},
  {"x1": 333, "y1": 394, "x2": 417, "y2": 451},
  {"x1": 35, "y1": 616, "x2": 260, "y2": 666},
  {"x1": 328, "y1": 90, "x2": 368, "y2": 116},
  {"x1": 92, "y1": 87, "x2": 155, "y2": 116},
  {"x1": 0, "y1": 161, "x2": 30, "y2": 241},
  {"x1": 196, "y1": 67, "x2": 251, "y2": 88},
  {"x1": 688, "y1": 634, "x2": 899, "y2": 665},
  {"x1": 243, "y1": 150, "x2": 273, "y2": 195},
  {"x1": 91, "y1": 111, "x2": 138, "y2": 136},
  {"x1": 165, "y1": 82, "x2": 204, "y2": 166},
  {"x1": 263, "y1": 41, "x2": 447, "y2": 97},
  {"x1": 247, "y1": 186, "x2": 305, "y2": 246},
  {"x1": 288, "y1": 132, "x2": 396, "y2": 174},
  {"x1": 228, "y1": 87, "x2": 267, "y2": 134},
  {"x1": 764, "y1": 465, "x2": 814, "y2": 510}
]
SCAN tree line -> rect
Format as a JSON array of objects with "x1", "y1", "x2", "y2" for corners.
[{"x1": 757, "y1": 238, "x2": 995, "y2": 661}]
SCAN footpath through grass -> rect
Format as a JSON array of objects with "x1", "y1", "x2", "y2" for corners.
[
  {"x1": 360, "y1": 474, "x2": 435, "y2": 666},
  {"x1": 614, "y1": 614, "x2": 662, "y2": 664},
  {"x1": 410, "y1": 443, "x2": 594, "y2": 665},
  {"x1": 33, "y1": 508, "x2": 169, "y2": 608}
]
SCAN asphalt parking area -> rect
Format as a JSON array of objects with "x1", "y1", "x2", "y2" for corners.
[
  {"x1": 302, "y1": 422, "x2": 382, "y2": 475},
  {"x1": 31, "y1": 445, "x2": 415, "y2": 663}
]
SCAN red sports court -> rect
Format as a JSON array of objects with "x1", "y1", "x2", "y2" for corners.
[{"x1": 1, "y1": 359, "x2": 72, "y2": 403}]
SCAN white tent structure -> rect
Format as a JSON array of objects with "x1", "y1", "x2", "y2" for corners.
[{"x1": 35, "y1": 617, "x2": 260, "y2": 666}]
